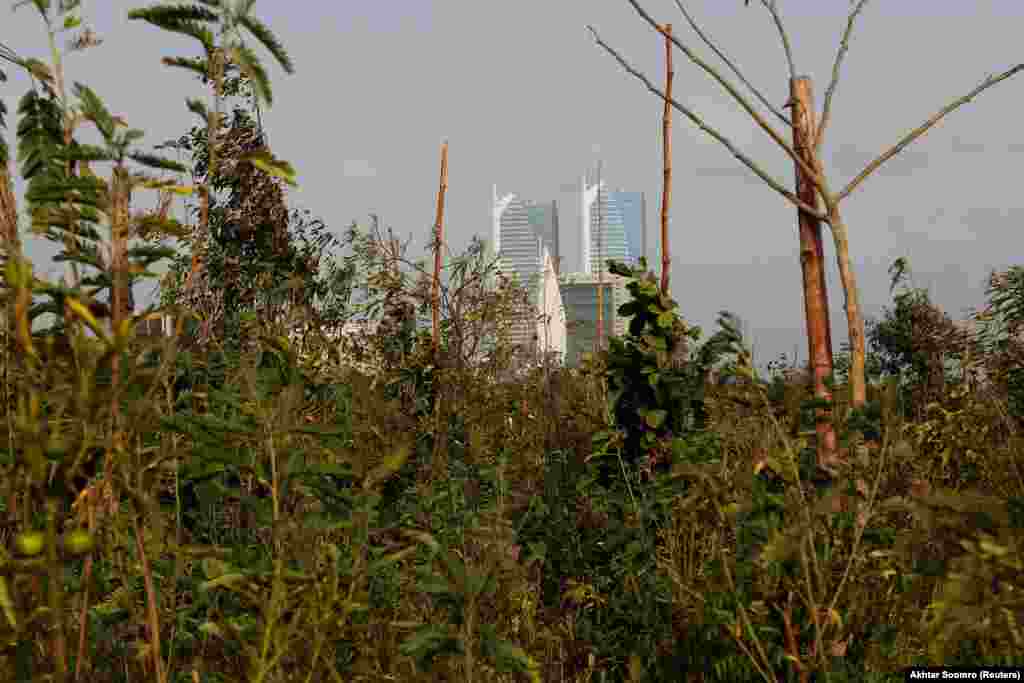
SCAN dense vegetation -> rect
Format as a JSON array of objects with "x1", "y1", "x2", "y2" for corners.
[{"x1": 1, "y1": 2, "x2": 1022, "y2": 682}]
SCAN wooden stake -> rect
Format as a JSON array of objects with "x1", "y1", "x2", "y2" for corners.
[
  {"x1": 432, "y1": 141, "x2": 448, "y2": 356},
  {"x1": 596, "y1": 160, "x2": 603, "y2": 353},
  {"x1": 660, "y1": 23, "x2": 673, "y2": 295}
]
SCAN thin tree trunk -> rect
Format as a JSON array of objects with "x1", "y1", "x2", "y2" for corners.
[
  {"x1": 0, "y1": 165, "x2": 16, "y2": 250},
  {"x1": 0, "y1": 162, "x2": 18, "y2": 346},
  {"x1": 432, "y1": 141, "x2": 448, "y2": 357},
  {"x1": 790, "y1": 77, "x2": 837, "y2": 467},
  {"x1": 827, "y1": 209, "x2": 866, "y2": 407},
  {"x1": 184, "y1": 47, "x2": 224, "y2": 314},
  {"x1": 111, "y1": 167, "x2": 132, "y2": 323},
  {"x1": 660, "y1": 24, "x2": 673, "y2": 295}
]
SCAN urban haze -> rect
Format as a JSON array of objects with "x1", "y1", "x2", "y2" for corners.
[{"x1": 3, "y1": 0, "x2": 1023, "y2": 367}]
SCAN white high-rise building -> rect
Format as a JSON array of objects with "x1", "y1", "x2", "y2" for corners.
[
  {"x1": 491, "y1": 185, "x2": 566, "y2": 363},
  {"x1": 610, "y1": 189, "x2": 647, "y2": 269},
  {"x1": 580, "y1": 171, "x2": 630, "y2": 276}
]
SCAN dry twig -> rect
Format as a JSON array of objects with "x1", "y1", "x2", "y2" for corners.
[
  {"x1": 755, "y1": 0, "x2": 796, "y2": 80},
  {"x1": 623, "y1": 0, "x2": 824, "y2": 193},
  {"x1": 586, "y1": 25, "x2": 826, "y2": 221},
  {"x1": 816, "y1": 0, "x2": 872, "y2": 150},
  {"x1": 671, "y1": 0, "x2": 790, "y2": 125},
  {"x1": 837, "y1": 64, "x2": 1024, "y2": 202}
]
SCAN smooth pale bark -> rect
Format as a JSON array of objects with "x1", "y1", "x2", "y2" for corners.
[
  {"x1": 827, "y1": 209, "x2": 866, "y2": 407},
  {"x1": 791, "y1": 77, "x2": 838, "y2": 464}
]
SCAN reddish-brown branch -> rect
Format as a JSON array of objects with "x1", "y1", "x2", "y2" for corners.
[
  {"x1": 660, "y1": 24, "x2": 673, "y2": 295},
  {"x1": 432, "y1": 141, "x2": 448, "y2": 356}
]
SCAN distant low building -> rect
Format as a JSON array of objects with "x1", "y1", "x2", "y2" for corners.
[{"x1": 558, "y1": 272, "x2": 630, "y2": 367}]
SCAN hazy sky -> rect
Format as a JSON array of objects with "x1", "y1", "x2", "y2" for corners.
[{"x1": 3, "y1": 0, "x2": 1023, "y2": 367}]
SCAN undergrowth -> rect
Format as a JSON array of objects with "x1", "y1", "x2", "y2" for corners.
[{"x1": 0, "y1": 2, "x2": 1022, "y2": 682}]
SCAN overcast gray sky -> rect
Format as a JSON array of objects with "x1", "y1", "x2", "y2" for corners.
[{"x1": 3, "y1": 0, "x2": 1023, "y2": 367}]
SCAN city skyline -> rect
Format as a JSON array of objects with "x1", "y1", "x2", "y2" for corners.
[
  {"x1": 492, "y1": 169, "x2": 653, "y2": 366},
  {"x1": 4, "y1": 1, "x2": 1021, "y2": 368}
]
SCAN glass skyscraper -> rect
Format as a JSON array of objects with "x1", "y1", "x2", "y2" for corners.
[
  {"x1": 581, "y1": 173, "x2": 628, "y2": 276},
  {"x1": 610, "y1": 190, "x2": 646, "y2": 268},
  {"x1": 581, "y1": 174, "x2": 648, "y2": 275},
  {"x1": 491, "y1": 186, "x2": 565, "y2": 361}
]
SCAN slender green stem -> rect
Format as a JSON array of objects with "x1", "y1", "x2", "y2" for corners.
[{"x1": 47, "y1": 496, "x2": 67, "y2": 683}]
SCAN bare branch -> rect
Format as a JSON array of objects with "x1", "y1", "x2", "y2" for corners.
[
  {"x1": 587, "y1": 25, "x2": 827, "y2": 222},
  {"x1": 672, "y1": 0, "x2": 790, "y2": 126},
  {"x1": 838, "y1": 63, "x2": 1024, "y2": 203},
  {"x1": 816, "y1": 0, "x2": 871, "y2": 151},
  {"x1": 757, "y1": 0, "x2": 796, "y2": 80},
  {"x1": 623, "y1": 0, "x2": 826, "y2": 195}
]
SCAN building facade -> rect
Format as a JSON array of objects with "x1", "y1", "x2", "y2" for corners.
[
  {"x1": 580, "y1": 173, "x2": 629, "y2": 276},
  {"x1": 492, "y1": 186, "x2": 566, "y2": 363},
  {"x1": 558, "y1": 272, "x2": 630, "y2": 367},
  {"x1": 609, "y1": 190, "x2": 647, "y2": 268}
]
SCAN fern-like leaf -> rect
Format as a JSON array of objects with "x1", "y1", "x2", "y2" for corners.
[
  {"x1": 161, "y1": 55, "x2": 209, "y2": 78},
  {"x1": 73, "y1": 82, "x2": 117, "y2": 139},
  {"x1": 127, "y1": 3, "x2": 219, "y2": 26},
  {"x1": 128, "y1": 152, "x2": 188, "y2": 173},
  {"x1": 185, "y1": 97, "x2": 210, "y2": 124},
  {"x1": 237, "y1": 13, "x2": 293, "y2": 74},
  {"x1": 57, "y1": 142, "x2": 115, "y2": 164},
  {"x1": 15, "y1": 90, "x2": 63, "y2": 181},
  {"x1": 127, "y1": 6, "x2": 217, "y2": 52}
]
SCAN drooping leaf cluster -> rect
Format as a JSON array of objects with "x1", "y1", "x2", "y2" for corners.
[{"x1": 128, "y1": 0, "x2": 293, "y2": 109}]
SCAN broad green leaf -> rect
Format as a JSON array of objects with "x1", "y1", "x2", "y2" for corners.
[
  {"x1": 367, "y1": 545, "x2": 417, "y2": 574},
  {"x1": 127, "y1": 152, "x2": 187, "y2": 173},
  {"x1": 0, "y1": 577, "x2": 18, "y2": 629},
  {"x1": 198, "y1": 621, "x2": 224, "y2": 638},
  {"x1": 643, "y1": 409, "x2": 667, "y2": 430},
  {"x1": 364, "y1": 442, "x2": 411, "y2": 488},
  {"x1": 199, "y1": 573, "x2": 248, "y2": 592},
  {"x1": 65, "y1": 297, "x2": 109, "y2": 342},
  {"x1": 139, "y1": 178, "x2": 195, "y2": 195},
  {"x1": 238, "y1": 149, "x2": 297, "y2": 187}
]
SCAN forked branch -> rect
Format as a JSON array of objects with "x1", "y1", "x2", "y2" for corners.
[
  {"x1": 623, "y1": 0, "x2": 825, "y2": 194},
  {"x1": 837, "y1": 63, "x2": 1024, "y2": 203},
  {"x1": 672, "y1": 0, "x2": 790, "y2": 126},
  {"x1": 587, "y1": 26, "x2": 826, "y2": 221},
  {"x1": 816, "y1": 0, "x2": 872, "y2": 151}
]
